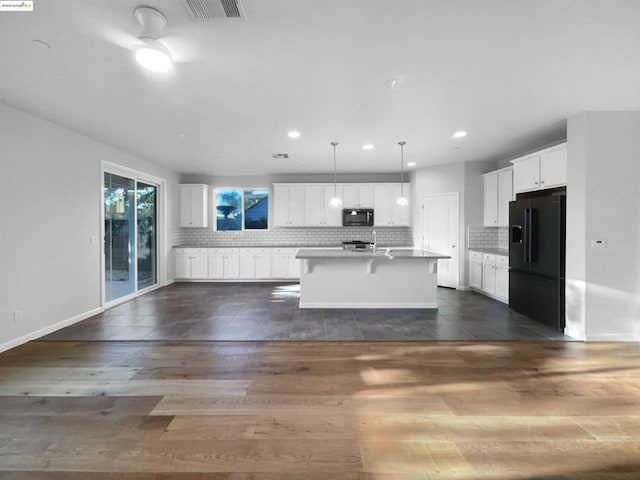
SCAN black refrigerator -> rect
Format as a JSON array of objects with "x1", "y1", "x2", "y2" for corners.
[{"x1": 509, "y1": 194, "x2": 566, "y2": 331}]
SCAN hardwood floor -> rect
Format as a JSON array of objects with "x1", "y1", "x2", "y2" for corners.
[{"x1": 1, "y1": 340, "x2": 640, "y2": 478}]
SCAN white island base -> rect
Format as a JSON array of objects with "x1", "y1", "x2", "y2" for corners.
[{"x1": 296, "y1": 249, "x2": 449, "y2": 309}]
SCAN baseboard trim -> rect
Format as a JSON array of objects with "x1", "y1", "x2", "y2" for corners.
[
  {"x1": 175, "y1": 278, "x2": 300, "y2": 283},
  {"x1": 456, "y1": 286, "x2": 471, "y2": 291},
  {"x1": 584, "y1": 333, "x2": 638, "y2": 342},
  {"x1": 0, "y1": 307, "x2": 103, "y2": 354},
  {"x1": 299, "y1": 302, "x2": 439, "y2": 309}
]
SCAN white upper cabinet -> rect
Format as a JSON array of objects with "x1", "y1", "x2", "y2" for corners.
[
  {"x1": 342, "y1": 184, "x2": 374, "y2": 208},
  {"x1": 303, "y1": 184, "x2": 343, "y2": 226},
  {"x1": 511, "y1": 143, "x2": 567, "y2": 194},
  {"x1": 273, "y1": 184, "x2": 305, "y2": 227},
  {"x1": 273, "y1": 182, "x2": 408, "y2": 228},
  {"x1": 373, "y1": 183, "x2": 410, "y2": 226},
  {"x1": 540, "y1": 146, "x2": 567, "y2": 189},
  {"x1": 483, "y1": 167, "x2": 513, "y2": 227},
  {"x1": 180, "y1": 184, "x2": 208, "y2": 228}
]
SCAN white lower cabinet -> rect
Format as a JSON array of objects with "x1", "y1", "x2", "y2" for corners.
[
  {"x1": 239, "y1": 248, "x2": 272, "y2": 279},
  {"x1": 176, "y1": 246, "x2": 305, "y2": 281},
  {"x1": 468, "y1": 250, "x2": 508, "y2": 303},
  {"x1": 175, "y1": 248, "x2": 209, "y2": 279},
  {"x1": 469, "y1": 251, "x2": 483, "y2": 289},
  {"x1": 271, "y1": 248, "x2": 300, "y2": 279},
  {"x1": 208, "y1": 248, "x2": 240, "y2": 279}
]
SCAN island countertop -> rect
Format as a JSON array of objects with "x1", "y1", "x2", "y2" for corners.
[{"x1": 296, "y1": 248, "x2": 450, "y2": 260}]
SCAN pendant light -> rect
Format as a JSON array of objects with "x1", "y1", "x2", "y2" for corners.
[
  {"x1": 329, "y1": 141, "x2": 342, "y2": 208},
  {"x1": 396, "y1": 141, "x2": 409, "y2": 206}
]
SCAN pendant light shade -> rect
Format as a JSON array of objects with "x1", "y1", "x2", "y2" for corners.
[
  {"x1": 396, "y1": 141, "x2": 409, "y2": 206},
  {"x1": 329, "y1": 142, "x2": 342, "y2": 208}
]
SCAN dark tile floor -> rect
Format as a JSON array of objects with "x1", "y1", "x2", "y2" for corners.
[{"x1": 40, "y1": 282, "x2": 574, "y2": 342}]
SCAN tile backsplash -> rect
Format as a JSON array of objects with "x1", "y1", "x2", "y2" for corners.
[
  {"x1": 174, "y1": 226, "x2": 413, "y2": 247},
  {"x1": 468, "y1": 225, "x2": 509, "y2": 251}
]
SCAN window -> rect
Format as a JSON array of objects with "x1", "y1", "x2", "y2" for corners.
[{"x1": 215, "y1": 188, "x2": 269, "y2": 231}]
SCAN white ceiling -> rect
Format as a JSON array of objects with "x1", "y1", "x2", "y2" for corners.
[{"x1": 1, "y1": 0, "x2": 639, "y2": 176}]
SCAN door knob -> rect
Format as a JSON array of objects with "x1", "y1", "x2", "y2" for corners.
[{"x1": 451, "y1": 245, "x2": 456, "y2": 248}]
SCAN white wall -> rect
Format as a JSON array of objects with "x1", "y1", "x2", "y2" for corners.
[
  {"x1": 0, "y1": 103, "x2": 180, "y2": 351},
  {"x1": 410, "y1": 160, "x2": 497, "y2": 288},
  {"x1": 566, "y1": 111, "x2": 640, "y2": 341}
]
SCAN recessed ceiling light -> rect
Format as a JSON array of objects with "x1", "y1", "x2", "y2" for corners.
[
  {"x1": 288, "y1": 131, "x2": 300, "y2": 139},
  {"x1": 178, "y1": 133, "x2": 186, "y2": 138},
  {"x1": 362, "y1": 144, "x2": 374, "y2": 150},
  {"x1": 407, "y1": 162, "x2": 416, "y2": 167},
  {"x1": 452, "y1": 131, "x2": 467, "y2": 139}
]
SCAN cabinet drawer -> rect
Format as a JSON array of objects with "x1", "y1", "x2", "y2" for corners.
[
  {"x1": 483, "y1": 253, "x2": 496, "y2": 262},
  {"x1": 208, "y1": 248, "x2": 239, "y2": 254},
  {"x1": 497, "y1": 255, "x2": 509, "y2": 265},
  {"x1": 469, "y1": 251, "x2": 483, "y2": 261},
  {"x1": 273, "y1": 248, "x2": 298, "y2": 254},
  {"x1": 175, "y1": 248, "x2": 207, "y2": 255},
  {"x1": 240, "y1": 248, "x2": 272, "y2": 254}
]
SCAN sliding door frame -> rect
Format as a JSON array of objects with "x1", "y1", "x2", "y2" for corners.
[{"x1": 101, "y1": 161, "x2": 167, "y2": 309}]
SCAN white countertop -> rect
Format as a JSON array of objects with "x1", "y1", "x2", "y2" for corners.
[{"x1": 296, "y1": 248, "x2": 450, "y2": 260}]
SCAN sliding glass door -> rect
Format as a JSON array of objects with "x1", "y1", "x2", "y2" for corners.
[{"x1": 104, "y1": 172, "x2": 158, "y2": 303}]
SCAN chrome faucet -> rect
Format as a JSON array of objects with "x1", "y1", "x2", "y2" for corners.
[{"x1": 371, "y1": 229, "x2": 377, "y2": 250}]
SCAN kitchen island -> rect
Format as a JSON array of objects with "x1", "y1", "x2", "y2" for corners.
[{"x1": 295, "y1": 248, "x2": 450, "y2": 308}]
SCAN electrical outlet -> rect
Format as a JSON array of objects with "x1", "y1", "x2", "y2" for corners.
[
  {"x1": 12, "y1": 310, "x2": 22, "y2": 322},
  {"x1": 90, "y1": 236, "x2": 98, "y2": 245},
  {"x1": 591, "y1": 239, "x2": 607, "y2": 249}
]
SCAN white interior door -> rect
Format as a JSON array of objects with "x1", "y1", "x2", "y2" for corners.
[{"x1": 421, "y1": 193, "x2": 459, "y2": 288}]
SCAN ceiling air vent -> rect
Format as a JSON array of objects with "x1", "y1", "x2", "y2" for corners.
[
  {"x1": 272, "y1": 153, "x2": 289, "y2": 159},
  {"x1": 181, "y1": 0, "x2": 246, "y2": 21}
]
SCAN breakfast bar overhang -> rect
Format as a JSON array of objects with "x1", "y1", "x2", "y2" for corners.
[{"x1": 295, "y1": 249, "x2": 451, "y2": 309}]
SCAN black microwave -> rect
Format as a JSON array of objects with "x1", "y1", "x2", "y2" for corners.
[{"x1": 342, "y1": 209, "x2": 374, "y2": 227}]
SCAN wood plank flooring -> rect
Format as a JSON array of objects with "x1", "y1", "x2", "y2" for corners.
[{"x1": 1, "y1": 340, "x2": 640, "y2": 478}]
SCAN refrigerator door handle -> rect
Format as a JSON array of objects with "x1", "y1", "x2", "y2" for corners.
[
  {"x1": 527, "y1": 208, "x2": 534, "y2": 263},
  {"x1": 523, "y1": 209, "x2": 529, "y2": 263}
]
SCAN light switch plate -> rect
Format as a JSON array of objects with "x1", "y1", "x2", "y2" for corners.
[{"x1": 591, "y1": 239, "x2": 607, "y2": 249}]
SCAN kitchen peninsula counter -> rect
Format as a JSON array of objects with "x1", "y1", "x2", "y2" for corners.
[{"x1": 296, "y1": 248, "x2": 450, "y2": 309}]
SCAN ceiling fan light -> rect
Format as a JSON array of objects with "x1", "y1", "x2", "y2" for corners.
[{"x1": 135, "y1": 40, "x2": 173, "y2": 73}]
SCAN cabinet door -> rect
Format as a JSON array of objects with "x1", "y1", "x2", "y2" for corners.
[
  {"x1": 304, "y1": 185, "x2": 325, "y2": 226},
  {"x1": 373, "y1": 184, "x2": 393, "y2": 226},
  {"x1": 224, "y1": 255, "x2": 240, "y2": 279},
  {"x1": 324, "y1": 185, "x2": 343, "y2": 226},
  {"x1": 288, "y1": 185, "x2": 305, "y2": 226},
  {"x1": 513, "y1": 156, "x2": 540, "y2": 193},
  {"x1": 496, "y1": 265, "x2": 509, "y2": 301},
  {"x1": 208, "y1": 254, "x2": 225, "y2": 279},
  {"x1": 191, "y1": 186, "x2": 207, "y2": 227},
  {"x1": 470, "y1": 260, "x2": 483, "y2": 289},
  {"x1": 180, "y1": 187, "x2": 193, "y2": 227},
  {"x1": 255, "y1": 254, "x2": 272, "y2": 278},
  {"x1": 239, "y1": 254, "x2": 256, "y2": 278},
  {"x1": 273, "y1": 184, "x2": 290, "y2": 227},
  {"x1": 482, "y1": 262, "x2": 497, "y2": 295},
  {"x1": 271, "y1": 254, "x2": 290, "y2": 278},
  {"x1": 289, "y1": 255, "x2": 301, "y2": 278},
  {"x1": 497, "y1": 169, "x2": 513, "y2": 226},
  {"x1": 358, "y1": 185, "x2": 374, "y2": 208},
  {"x1": 191, "y1": 254, "x2": 209, "y2": 279},
  {"x1": 342, "y1": 185, "x2": 359, "y2": 208},
  {"x1": 390, "y1": 183, "x2": 411, "y2": 226},
  {"x1": 175, "y1": 254, "x2": 191, "y2": 278},
  {"x1": 540, "y1": 146, "x2": 567, "y2": 188},
  {"x1": 483, "y1": 173, "x2": 498, "y2": 226}
]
